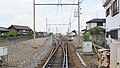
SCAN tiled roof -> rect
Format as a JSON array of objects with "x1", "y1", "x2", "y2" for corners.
[
  {"x1": 0, "y1": 27, "x2": 10, "y2": 32},
  {"x1": 9, "y1": 25, "x2": 32, "y2": 30},
  {"x1": 86, "y1": 18, "x2": 106, "y2": 24}
]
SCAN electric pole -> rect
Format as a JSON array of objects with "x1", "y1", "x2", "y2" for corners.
[
  {"x1": 33, "y1": 0, "x2": 36, "y2": 40},
  {"x1": 78, "y1": 0, "x2": 81, "y2": 47},
  {"x1": 46, "y1": 18, "x2": 48, "y2": 36},
  {"x1": 69, "y1": 17, "x2": 71, "y2": 33}
]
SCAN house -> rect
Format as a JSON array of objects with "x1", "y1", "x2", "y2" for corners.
[
  {"x1": 86, "y1": 18, "x2": 106, "y2": 30},
  {"x1": 0, "y1": 27, "x2": 10, "y2": 34},
  {"x1": 8, "y1": 25, "x2": 33, "y2": 35},
  {"x1": 36, "y1": 32, "x2": 47, "y2": 37},
  {"x1": 103, "y1": 0, "x2": 120, "y2": 39}
]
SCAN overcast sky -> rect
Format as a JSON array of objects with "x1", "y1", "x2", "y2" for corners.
[{"x1": 0, "y1": 0, "x2": 105, "y2": 34}]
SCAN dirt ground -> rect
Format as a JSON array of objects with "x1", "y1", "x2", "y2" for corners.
[
  {"x1": 73, "y1": 36, "x2": 99, "y2": 68},
  {"x1": 68, "y1": 42, "x2": 85, "y2": 68}
]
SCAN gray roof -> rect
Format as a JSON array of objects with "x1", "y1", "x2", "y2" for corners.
[
  {"x1": 0, "y1": 27, "x2": 10, "y2": 32},
  {"x1": 9, "y1": 25, "x2": 32, "y2": 30},
  {"x1": 86, "y1": 18, "x2": 106, "y2": 24}
]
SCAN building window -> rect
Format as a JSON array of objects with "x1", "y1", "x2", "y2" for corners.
[
  {"x1": 110, "y1": 30, "x2": 118, "y2": 38},
  {"x1": 111, "y1": 0, "x2": 119, "y2": 16},
  {"x1": 106, "y1": 8, "x2": 110, "y2": 17},
  {"x1": 97, "y1": 22, "x2": 103, "y2": 26}
]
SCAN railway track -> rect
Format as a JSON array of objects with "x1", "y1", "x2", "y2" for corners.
[{"x1": 42, "y1": 39, "x2": 68, "y2": 68}]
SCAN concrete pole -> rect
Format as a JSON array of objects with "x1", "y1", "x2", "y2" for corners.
[
  {"x1": 78, "y1": 0, "x2": 81, "y2": 47},
  {"x1": 69, "y1": 17, "x2": 71, "y2": 33},
  {"x1": 33, "y1": 0, "x2": 36, "y2": 40},
  {"x1": 46, "y1": 18, "x2": 48, "y2": 36}
]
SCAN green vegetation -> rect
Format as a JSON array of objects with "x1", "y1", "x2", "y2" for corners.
[
  {"x1": 83, "y1": 32, "x2": 91, "y2": 41},
  {"x1": 83, "y1": 26, "x2": 105, "y2": 53},
  {"x1": 89, "y1": 27, "x2": 104, "y2": 35},
  {"x1": 92, "y1": 40, "x2": 98, "y2": 53},
  {"x1": 27, "y1": 32, "x2": 33, "y2": 36},
  {"x1": 0, "y1": 32, "x2": 21, "y2": 39}
]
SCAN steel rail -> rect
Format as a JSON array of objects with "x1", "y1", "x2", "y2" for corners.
[
  {"x1": 65, "y1": 42, "x2": 68, "y2": 68},
  {"x1": 42, "y1": 38, "x2": 69, "y2": 68},
  {"x1": 42, "y1": 41, "x2": 62, "y2": 68},
  {"x1": 61, "y1": 42, "x2": 66, "y2": 68},
  {"x1": 62, "y1": 41, "x2": 68, "y2": 68}
]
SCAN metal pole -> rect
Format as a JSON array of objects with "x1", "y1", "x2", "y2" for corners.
[
  {"x1": 33, "y1": 0, "x2": 36, "y2": 39},
  {"x1": 78, "y1": 0, "x2": 81, "y2": 47}
]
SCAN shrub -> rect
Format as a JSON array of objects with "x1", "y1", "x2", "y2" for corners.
[
  {"x1": 83, "y1": 32, "x2": 91, "y2": 41},
  {"x1": 89, "y1": 27, "x2": 104, "y2": 35},
  {"x1": 0, "y1": 32, "x2": 21, "y2": 39}
]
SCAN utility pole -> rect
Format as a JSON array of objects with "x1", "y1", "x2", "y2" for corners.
[
  {"x1": 46, "y1": 18, "x2": 48, "y2": 36},
  {"x1": 78, "y1": 0, "x2": 81, "y2": 47},
  {"x1": 69, "y1": 17, "x2": 71, "y2": 33},
  {"x1": 33, "y1": 0, "x2": 36, "y2": 40}
]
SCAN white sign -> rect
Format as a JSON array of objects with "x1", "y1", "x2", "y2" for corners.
[
  {"x1": 0, "y1": 47, "x2": 8, "y2": 56},
  {"x1": 83, "y1": 41, "x2": 92, "y2": 53}
]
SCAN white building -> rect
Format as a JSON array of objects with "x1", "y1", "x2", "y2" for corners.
[
  {"x1": 86, "y1": 18, "x2": 106, "y2": 30},
  {"x1": 103, "y1": 0, "x2": 120, "y2": 39}
]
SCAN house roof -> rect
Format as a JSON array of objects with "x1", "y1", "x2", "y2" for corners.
[
  {"x1": 86, "y1": 18, "x2": 106, "y2": 24},
  {"x1": 8, "y1": 25, "x2": 32, "y2": 30},
  {"x1": 0, "y1": 27, "x2": 10, "y2": 32}
]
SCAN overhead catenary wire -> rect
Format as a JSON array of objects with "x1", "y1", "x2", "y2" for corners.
[
  {"x1": 70, "y1": 0, "x2": 76, "y2": 17},
  {"x1": 70, "y1": 0, "x2": 84, "y2": 31},
  {"x1": 60, "y1": 0, "x2": 65, "y2": 24},
  {"x1": 46, "y1": 0, "x2": 79, "y2": 33},
  {"x1": 69, "y1": 0, "x2": 76, "y2": 32},
  {"x1": 55, "y1": 0, "x2": 60, "y2": 25}
]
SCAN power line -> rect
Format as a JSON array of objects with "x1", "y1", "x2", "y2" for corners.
[
  {"x1": 70, "y1": 0, "x2": 76, "y2": 17},
  {"x1": 60, "y1": 0, "x2": 64, "y2": 23}
]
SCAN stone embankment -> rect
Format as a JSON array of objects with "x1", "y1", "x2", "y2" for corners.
[{"x1": 7, "y1": 37, "x2": 53, "y2": 68}]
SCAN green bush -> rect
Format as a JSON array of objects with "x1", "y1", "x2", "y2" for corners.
[
  {"x1": 83, "y1": 32, "x2": 91, "y2": 41},
  {"x1": 0, "y1": 32, "x2": 21, "y2": 39},
  {"x1": 89, "y1": 27, "x2": 104, "y2": 35},
  {"x1": 27, "y1": 32, "x2": 33, "y2": 36}
]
